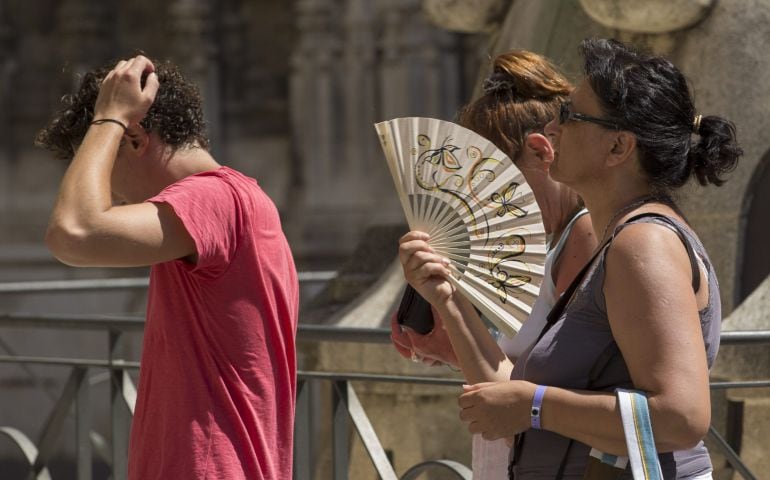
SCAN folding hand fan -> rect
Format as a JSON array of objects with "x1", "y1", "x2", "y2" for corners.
[{"x1": 375, "y1": 117, "x2": 547, "y2": 337}]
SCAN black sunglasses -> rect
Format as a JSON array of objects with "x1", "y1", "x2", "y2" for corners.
[{"x1": 559, "y1": 102, "x2": 620, "y2": 130}]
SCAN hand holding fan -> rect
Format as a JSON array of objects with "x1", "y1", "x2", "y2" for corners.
[{"x1": 375, "y1": 117, "x2": 546, "y2": 337}]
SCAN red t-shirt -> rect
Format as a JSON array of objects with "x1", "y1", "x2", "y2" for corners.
[{"x1": 128, "y1": 167, "x2": 299, "y2": 479}]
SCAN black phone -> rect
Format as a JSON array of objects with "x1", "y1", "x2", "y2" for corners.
[{"x1": 396, "y1": 285, "x2": 435, "y2": 335}]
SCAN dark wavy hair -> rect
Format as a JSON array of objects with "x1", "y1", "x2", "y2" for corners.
[
  {"x1": 580, "y1": 38, "x2": 742, "y2": 191},
  {"x1": 36, "y1": 58, "x2": 209, "y2": 160}
]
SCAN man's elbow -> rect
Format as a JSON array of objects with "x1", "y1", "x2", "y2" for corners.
[{"x1": 45, "y1": 221, "x2": 93, "y2": 267}]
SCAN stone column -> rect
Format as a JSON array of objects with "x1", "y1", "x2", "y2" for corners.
[
  {"x1": 168, "y1": 0, "x2": 222, "y2": 158},
  {"x1": 218, "y1": 0, "x2": 247, "y2": 141},
  {"x1": 290, "y1": 0, "x2": 342, "y2": 196},
  {"x1": 342, "y1": 0, "x2": 377, "y2": 179},
  {"x1": 288, "y1": 0, "x2": 345, "y2": 257},
  {"x1": 375, "y1": 0, "x2": 463, "y2": 218},
  {"x1": 217, "y1": 0, "x2": 296, "y2": 214},
  {"x1": 0, "y1": 0, "x2": 14, "y2": 233},
  {"x1": 57, "y1": 0, "x2": 116, "y2": 84},
  {"x1": 289, "y1": 0, "x2": 467, "y2": 259},
  {"x1": 0, "y1": 0, "x2": 14, "y2": 149},
  {"x1": 378, "y1": 0, "x2": 461, "y2": 121}
]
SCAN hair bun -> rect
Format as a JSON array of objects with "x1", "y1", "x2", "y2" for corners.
[
  {"x1": 482, "y1": 71, "x2": 516, "y2": 95},
  {"x1": 688, "y1": 115, "x2": 743, "y2": 186}
]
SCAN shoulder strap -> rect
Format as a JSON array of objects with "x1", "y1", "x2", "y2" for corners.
[
  {"x1": 536, "y1": 221, "x2": 610, "y2": 343},
  {"x1": 537, "y1": 213, "x2": 701, "y2": 344},
  {"x1": 550, "y1": 208, "x2": 589, "y2": 257},
  {"x1": 515, "y1": 213, "x2": 701, "y2": 479},
  {"x1": 612, "y1": 212, "x2": 701, "y2": 293}
]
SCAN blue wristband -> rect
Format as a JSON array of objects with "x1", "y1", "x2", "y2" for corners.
[{"x1": 530, "y1": 385, "x2": 547, "y2": 430}]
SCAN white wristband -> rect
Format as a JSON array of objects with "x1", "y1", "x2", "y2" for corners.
[{"x1": 530, "y1": 385, "x2": 547, "y2": 430}]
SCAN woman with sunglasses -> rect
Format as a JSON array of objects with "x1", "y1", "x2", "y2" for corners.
[
  {"x1": 450, "y1": 38, "x2": 742, "y2": 478},
  {"x1": 393, "y1": 50, "x2": 596, "y2": 479}
]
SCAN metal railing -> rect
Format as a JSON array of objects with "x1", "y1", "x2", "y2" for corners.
[
  {"x1": 0, "y1": 272, "x2": 337, "y2": 294},
  {"x1": 0, "y1": 278, "x2": 767, "y2": 479},
  {"x1": 0, "y1": 314, "x2": 471, "y2": 480}
]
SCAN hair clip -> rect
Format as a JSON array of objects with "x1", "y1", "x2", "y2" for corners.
[
  {"x1": 482, "y1": 72, "x2": 516, "y2": 95},
  {"x1": 692, "y1": 114, "x2": 702, "y2": 134}
]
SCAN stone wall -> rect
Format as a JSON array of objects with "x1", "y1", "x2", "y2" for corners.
[
  {"x1": 443, "y1": 0, "x2": 770, "y2": 476},
  {"x1": 0, "y1": 1, "x2": 297, "y2": 476},
  {"x1": 288, "y1": 0, "x2": 484, "y2": 265},
  {"x1": 0, "y1": 0, "x2": 484, "y2": 476},
  {"x1": 484, "y1": 0, "x2": 770, "y2": 314},
  {"x1": 0, "y1": 0, "x2": 297, "y2": 248},
  {"x1": 1, "y1": 0, "x2": 768, "y2": 477}
]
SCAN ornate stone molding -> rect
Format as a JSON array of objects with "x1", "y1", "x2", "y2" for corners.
[
  {"x1": 421, "y1": 0, "x2": 509, "y2": 33},
  {"x1": 579, "y1": 0, "x2": 714, "y2": 34},
  {"x1": 342, "y1": 0, "x2": 377, "y2": 174},
  {"x1": 290, "y1": 0, "x2": 342, "y2": 192}
]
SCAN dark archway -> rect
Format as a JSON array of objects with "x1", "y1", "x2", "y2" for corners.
[{"x1": 738, "y1": 150, "x2": 770, "y2": 303}]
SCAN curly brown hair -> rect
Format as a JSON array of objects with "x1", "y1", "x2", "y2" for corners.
[{"x1": 36, "y1": 58, "x2": 210, "y2": 160}]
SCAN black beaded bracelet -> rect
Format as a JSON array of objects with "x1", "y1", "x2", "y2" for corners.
[{"x1": 91, "y1": 118, "x2": 128, "y2": 132}]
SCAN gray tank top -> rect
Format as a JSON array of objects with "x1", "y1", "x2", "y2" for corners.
[{"x1": 509, "y1": 214, "x2": 721, "y2": 479}]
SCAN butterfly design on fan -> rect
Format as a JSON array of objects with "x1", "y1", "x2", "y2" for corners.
[
  {"x1": 416, "y1": 134, "x2": 462, "y2": 173},
  {"x1": 490, "y1": 182, "x2": 528, "y2": 218},
  {"x1": 376, "y1": 117, "x2": 546, "y2": 336},
  {"x1": 488, "y1": 233, "x2": 532, "y2": 304}
]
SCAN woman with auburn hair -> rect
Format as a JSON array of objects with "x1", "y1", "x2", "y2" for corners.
[
  {"x1": 445, "y1": 38, "x2": 741, "y2": 478},
  {"x1": 391, "y1": 49, "x2": 596, "y2": 479}
]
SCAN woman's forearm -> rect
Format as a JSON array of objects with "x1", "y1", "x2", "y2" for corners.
[
  {"x1": 540, "y1": 386, "x2": 708, "y2": 455},
  {"x1": 435, "y1": 295, "x2": 513, "y2": 384}
]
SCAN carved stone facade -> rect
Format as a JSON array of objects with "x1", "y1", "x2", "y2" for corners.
[
  {"x1": 492, "y1": 0, "x2": 770, "y2": 313},
  {"x1": 306, "y1": 0, "x2": 770, "y2": 476},
  {"x1": 455, "y1": 1, "x2": 770, "y2": 476},
  {"x1": 579, "y1": 0, "x2": 715, "y2": 33},
  {"x1": 3, "y1": 0, "x2": 766, "y2": 476},
  {"x1": 0, "y1": 0, "x2": 298, "y2": 475},
  {"x1": 0, "y1": 0, "x2": 479, "y2": 269},
  {"x1": 0, "y1": 0, "x2": 482, "y2": 475},
  {"x1": 0, "y1": 0, "x2": 286, "y2": 242},
  {"x1": 288, "y1": 0, "x2": 479, "y2": 265}
]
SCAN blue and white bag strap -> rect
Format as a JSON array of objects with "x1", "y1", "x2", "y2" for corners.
[
  {"x1": 587, "y1": 389, "x2": 663, "y2": 479},
  {"x1": 587, "y1": 447, "x2": 628, "y2": 470},
  {"x1": 616, "y1": 389, "x2": 663, "y2": 479}
]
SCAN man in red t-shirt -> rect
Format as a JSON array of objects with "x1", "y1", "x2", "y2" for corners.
[{"x1": 37, "y1": 55, "x2": 299, "y2": 479}]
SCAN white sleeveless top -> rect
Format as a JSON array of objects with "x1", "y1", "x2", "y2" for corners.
[
  {"x1": 499, "y1": 208, "x2": 589, "y2": 360},
  {"x1": 471, "y1": 208, "x2": 589, "y2": 480}
]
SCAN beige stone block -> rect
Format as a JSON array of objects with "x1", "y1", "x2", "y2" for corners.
[
  {"x1": 422, "y1": 0, "x2": 509, "y2": 33},
  {"x1": 580, "y1": 0, "x2": 714, "y2": 34},
  {"x1": 721, "y1": 389, "x2": 770, "y2": 479}
]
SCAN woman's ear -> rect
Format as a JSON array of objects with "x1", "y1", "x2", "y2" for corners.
[
  {"x1": 124, "y1": 124, "x2": 149, "y2": 156},
  {"x1": 524, "y1": 133, "x2": 555, "y2": 171},
  {"x1": 607, "y1": 130, "x2": 637, "y2": 167}
]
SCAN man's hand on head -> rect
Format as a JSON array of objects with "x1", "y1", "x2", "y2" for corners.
[{"x1": 94, "y1": 55, "x2": 160, "y2": 127}]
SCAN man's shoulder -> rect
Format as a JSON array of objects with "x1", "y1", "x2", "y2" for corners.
[{"x1": 160, "y1": 167, "x2": 262, "y2": 200}]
